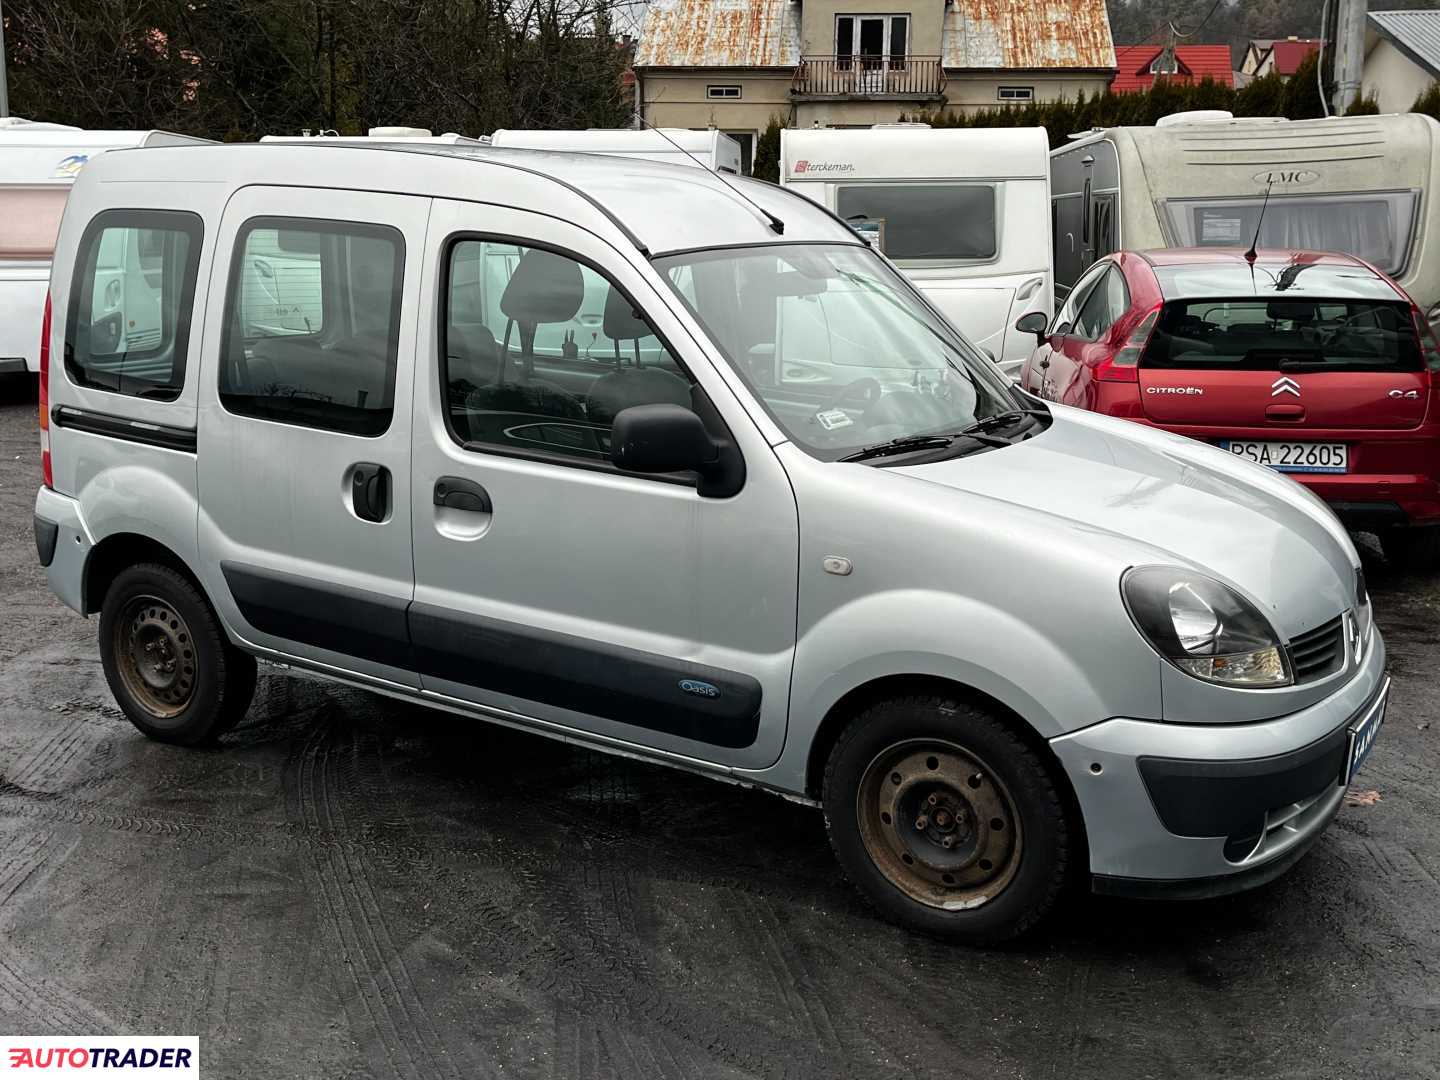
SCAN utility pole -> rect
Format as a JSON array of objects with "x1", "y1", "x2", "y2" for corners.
[
  {"x1": 1331, "y1": 0, "x2": 1367, "y2": 115},
  {"x1": 0, "y1": 0, "x2": 10, "y2": 118}
]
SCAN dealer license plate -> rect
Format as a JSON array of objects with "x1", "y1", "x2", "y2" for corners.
[
  {"x1": 1346, "y1": 681, "x2": 1388, "y2": 784},
  {"x1": 1220, "y1": 440, "x2": 1348, "y2": 474}
]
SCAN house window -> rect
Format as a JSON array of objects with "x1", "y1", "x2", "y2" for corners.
[
  {"x1": 836, "y1": 15, "x2": 910, "y2": 68},
  {"x1": 1150, "y1": 51, "x2": 1179, "y2": 75},
  {"x1": 707, "y1": 85, "x2": 742, "y2": 99},
  {"x1": 998, "y1": 86, "x2": 1034, "y2": 101}
]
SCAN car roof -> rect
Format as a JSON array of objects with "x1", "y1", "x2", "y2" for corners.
[
  {"x1": 1134, "y1": 248, "x2": 1404, "y2": 302},
  {"x1": 83, "y1": 141, "x2": 859, "y2": 258}
]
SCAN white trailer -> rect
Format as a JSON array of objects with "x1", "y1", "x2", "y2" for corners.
[
  {"x1": 0, "y1": 119, "x2": 210, "y2": 376},
  {"x1": 1051, "y1": 112, "x2": 1440, "y2": 319},
  {"x1": 779, "y1": 126, "x2": 1052, "y2": 377},
  {"x1": 487, "y1": 128, "x2": 743, "y2": 173}
]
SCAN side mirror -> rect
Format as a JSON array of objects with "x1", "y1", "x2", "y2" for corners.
[
  {"x1": 1015, "y1": 311, "x2": 1049, "y2": 343},
  {"x1": 611, "y1": 402, "x2": 720, "y2": 473}
]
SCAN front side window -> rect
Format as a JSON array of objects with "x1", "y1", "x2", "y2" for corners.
[
  {"x1": 1144, "y1": 298, "x2": 1422, "y2": 372},
  {"x1": 65, "y1": 210, "x2": 203, "y2": 400},
  {"x1": 219, "y1": 218, "x2": 403, "y2": 436},
  {"x1": 442, "y1": 238, "x2": 694, "y2": 464},
  {"x1": 1162, "y1": 191, "x2": 1418, "y2": 276},
  {"x1": 656, "y1": 243, "x2": 1018, "y2": 461},
  {"x1": 1073, "y1": 267, "x2": 1128, "y2": 341},
  {"x1": 835, "y1": 184, "x2": 996, "y2": 262}
]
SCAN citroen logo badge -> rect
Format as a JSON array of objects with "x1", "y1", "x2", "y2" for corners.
[{"x1": 1271, "y1": 376, "x2": 1301, "y2": 398}]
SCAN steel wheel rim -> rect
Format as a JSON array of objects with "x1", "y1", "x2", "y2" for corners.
[
  {"x1": 114, "y1": 594, "x2": 197, "y2": 720},
  {"x1": 856, "y1": 739, "x2": 1022, "y2": 911}
]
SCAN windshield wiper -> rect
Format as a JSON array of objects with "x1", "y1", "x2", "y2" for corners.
[
  {"x1": 838, "y1": 435, "x2": 959, "y2": 463},
  {"x1": 956, "y1": 409, "x2": 1048, "y2": 436}
]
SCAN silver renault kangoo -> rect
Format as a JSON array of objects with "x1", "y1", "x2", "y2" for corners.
[{"x1": 33, "y1": 143, "x2": 1388, "y2": 942}]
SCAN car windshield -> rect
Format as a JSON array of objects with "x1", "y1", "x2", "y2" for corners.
[
  {"x1": 1144, "y1": 298, "x2": 1423, "y2": 372},
  {"x1": 654, "y1": 243, "x2": 1019, "y2": 460}
]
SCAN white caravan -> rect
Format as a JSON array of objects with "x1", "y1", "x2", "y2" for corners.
[
  {"x1": 780, "y1": 126, "x2": 1052, "y2": 377},
  {"x1": 488, "y1": 129, "x2": 743, "y2": 173},
  {"x1": 1051, "y1": 112, "x2": 1440, "y2": 317},
  {"x1": 261, "y1": 127, "x2": 483, "y2": 145},
  {"x1": 0, "y1": 120, "x2": 209, "y2": 377}
]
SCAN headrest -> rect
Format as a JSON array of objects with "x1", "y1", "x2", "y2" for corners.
[
  {"x1": 500, "y1": 249, "x2": 584, "y2": 325},
  {"x1": 603, "y1": 286, "x2": 651, "y2": 342},
  {"x1": 1267, "y1": 301, "x2": 1318, "y2": 323}
]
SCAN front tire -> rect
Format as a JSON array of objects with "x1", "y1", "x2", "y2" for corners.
[
  {"x1": 822, "y1": 694, "x2": 1071, "y2": 944},
  {"x1": 99, "y1": 563, "x2": 257, "y2": 745}
]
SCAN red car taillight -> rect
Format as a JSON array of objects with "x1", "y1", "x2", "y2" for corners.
[
  {"x1": 1096, "y1": 304, "x2": 1162, "y2": 383},
  {"x1": 38, "y1": 292, "x2": 53, "y2": 489}
]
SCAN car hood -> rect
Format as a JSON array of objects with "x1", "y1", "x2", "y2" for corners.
[{"x1": 894, "y1": 406, "x2": 1360, "y2": 637}]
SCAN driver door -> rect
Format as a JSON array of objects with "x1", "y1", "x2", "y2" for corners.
[
  {"x1": 409, "y1": 199, "x2": 799, "y2": 771},
  {"x1": 1030, "y1": 260, "x2": 1108, "y2": 398}
]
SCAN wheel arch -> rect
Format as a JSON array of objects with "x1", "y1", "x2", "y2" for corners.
[
  {"x1": 803, "y1": 673, "x2": 1087, "y2": 860},
  {"x1": 83, "y1": 532, "x2": 206, "y2": 615}
]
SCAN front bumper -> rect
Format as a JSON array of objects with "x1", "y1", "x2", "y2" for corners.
[{"x1": 1050, "y1": 626, "x2": 1386, "y2": 892}]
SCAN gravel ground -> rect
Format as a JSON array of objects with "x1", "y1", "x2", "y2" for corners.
[{"x1": 0, "y1": 377, "x2": 1437, "y2": 1079}]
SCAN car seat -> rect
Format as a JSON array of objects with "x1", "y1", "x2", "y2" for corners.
[{"x1": 585, "y1": 287, "x2": 692, "y2": 426}]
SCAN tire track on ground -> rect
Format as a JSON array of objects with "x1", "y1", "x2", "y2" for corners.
[
  {"x1": 295, "y1": 720, "x2": 491, "y2": 1080},
  {"x1": 733, "y1": 893, "x2": 843, "y2": 1049},
  {"x1": 0, "y1": 832, "x2": 116, "y2": 1035}
]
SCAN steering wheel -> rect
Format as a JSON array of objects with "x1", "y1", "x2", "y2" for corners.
[{"x1": 819, "y1": 377, "x2": 884, "y2": 414}]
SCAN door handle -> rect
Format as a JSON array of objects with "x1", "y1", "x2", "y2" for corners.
[
  {"x1": 434, "y1": 476, "x2": 492, "y2": 514},
  {"x1": 351, "y1": 463, "x2": 390, "y2": 523}
]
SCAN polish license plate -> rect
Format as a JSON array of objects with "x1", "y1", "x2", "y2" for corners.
[
  {"x1": 1346, "y1": 683, "x2": 1388, "y2": 784},
  {"x1": 1219, "y1": 440, "x2": 1348, "y2": 474}
]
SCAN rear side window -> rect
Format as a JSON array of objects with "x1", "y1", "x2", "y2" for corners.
[
  {"x1": 1144, "y1": 298, "x2": 1422, "y2": 372},
  {"x1": 219, "y1": 217, "x2": 404, "y2": 437},
  {"x1": 65, "y1": 209, "x2": 203, "y2": 400},
  {"x1": 834, "y1": 184, "x2": 996, "y2": 261}
]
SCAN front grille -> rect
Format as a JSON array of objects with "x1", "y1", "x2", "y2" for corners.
[{"x1": 1288, "y1": 615, "x2": 1346, "y2": 683}]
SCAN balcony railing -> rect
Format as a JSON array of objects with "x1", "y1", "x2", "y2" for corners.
[{"x1": 791, "y1": 55, "x2": 946, "y2": 100}]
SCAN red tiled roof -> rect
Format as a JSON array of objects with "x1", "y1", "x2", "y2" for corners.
[
  {"x1": 1268, "y1": 39, "x2": 1321, "y2": 75},
  {"x1": 1111, "y1": 44, "x2": 1234, "y2": 92}
]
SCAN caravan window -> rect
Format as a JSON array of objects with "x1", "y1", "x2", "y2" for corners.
[
  {"x1": 835, "y1": 184, "x2": 996, "y2": 261},
  {"x1": 0, "y1": 186, "x2": 70, "y2": 260},
  {"x1": 1162, "y1": 191, "x2": 1418, "y2": 275}
]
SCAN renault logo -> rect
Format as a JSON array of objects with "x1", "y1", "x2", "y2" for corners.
[{"x1": 1271, "y1": 376, "x2": 1301, "y2": 397}]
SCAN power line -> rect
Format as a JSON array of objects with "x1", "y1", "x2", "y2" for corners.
[{"x1": 1171, "y1": 0, "x2": 1226, "y2": 40}]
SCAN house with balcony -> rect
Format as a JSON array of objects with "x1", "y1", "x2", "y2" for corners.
[{"x1": 632, "y1": 0, "x2": 1116, "y2": 172}]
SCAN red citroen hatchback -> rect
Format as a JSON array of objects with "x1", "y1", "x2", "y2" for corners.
[{"x1": 1017, "y1": 249, "x2": 1440, "y2": 570}]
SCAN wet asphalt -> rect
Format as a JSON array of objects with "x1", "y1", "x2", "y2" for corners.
[{"x1": 0, "y1": 377, "x2": 1437, "y2": 1079}]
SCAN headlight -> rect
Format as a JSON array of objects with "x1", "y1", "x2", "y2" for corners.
[{"x1": 1122, "y1": 566, "x2": 1291, "y2": 687}]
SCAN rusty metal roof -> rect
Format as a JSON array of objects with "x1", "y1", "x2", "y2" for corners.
[
  {"x1": 635, "y1": 0, "x2": 800, "y2": 68},
  {"x1": 635, "y1": 0, "x2": 1113, "y2": 71},
  {"x1": 942, "y1": 0, "x2": 1115, "y2": 70}
]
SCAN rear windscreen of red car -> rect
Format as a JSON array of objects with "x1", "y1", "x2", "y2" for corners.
[{"x1": 1143, "y1": 299, "x2": 1421, "y2": 373}]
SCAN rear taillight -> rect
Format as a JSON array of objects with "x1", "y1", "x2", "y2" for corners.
[
  {"x1": 39, "y1": 292, "x2": 52, "y2": 489},
  {"x1": 1097, "y1": 304, "x2": 1161, "y2": 383}
]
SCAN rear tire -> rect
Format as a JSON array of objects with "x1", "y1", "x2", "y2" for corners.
[
  {"x1": 822, "y1": 694, "x2": 1071, "y2": 945},
  {"x1": 1379, "y1": 526, "x2": 1440, "y2": 574},
  {"x1": 99, "y1": 563, "x2": 256, "y2": 746}
]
